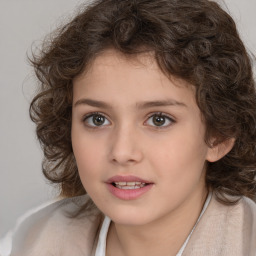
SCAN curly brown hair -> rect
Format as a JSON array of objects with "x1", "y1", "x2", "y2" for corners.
[{"x1": 30, "y1": 0, "x2": 256, "y2": 204}]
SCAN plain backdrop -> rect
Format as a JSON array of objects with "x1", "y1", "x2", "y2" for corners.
[{"x1": 0, "y1": 0, "x2": 256, "y2": 239}]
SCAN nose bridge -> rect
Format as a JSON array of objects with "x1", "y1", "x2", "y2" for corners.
[{"x1": 109, "y1": 122, "x2": 143, "y2": 165}]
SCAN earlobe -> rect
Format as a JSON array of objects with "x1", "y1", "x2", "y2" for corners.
[{"x1": 206, "y1": 138, "x2": 235, "y2": 162}]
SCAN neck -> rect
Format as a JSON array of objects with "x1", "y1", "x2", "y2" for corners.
[{"x1": 106, "y1": 188, "x2": 209, "y2": 256}]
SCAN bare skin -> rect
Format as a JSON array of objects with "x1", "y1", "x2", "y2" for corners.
[
  {"x1": 72, "y1": 49, "x2": 233, "y2": 256},
  {"x1": 106, "y1": 188, "x2": 208, "y2": 256}
]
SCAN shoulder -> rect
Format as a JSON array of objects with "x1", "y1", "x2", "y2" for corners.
[
  {"x1": 10, "y1": 195, "x2": 103, "y2": 256},
  {"x1": 208, "y1": 193, "x2": 256, "y2": 217},
  {"x1": 239, "y1": 196, "x2": 256, "y2": 217},
  {"x1": 209, "y1": 194, "x2": 256, "y2": 228},
  {"x1": 232, "y1": 196, "x2": 256, "y2": 253},
  {"x1": 183, "y1": 194, "x2": 256, "y2": 256}
]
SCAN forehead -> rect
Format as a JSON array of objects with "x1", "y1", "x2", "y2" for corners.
[
  {"x1": 77, "y1": 49, "x2": 161, "y2": 81},
  {"x1": 73, "y1": 49, "x2": 196, "y2": 109}
]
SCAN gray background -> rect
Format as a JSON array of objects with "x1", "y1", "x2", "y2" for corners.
[{"x1": 0, "y1": 0, "x2": 256, "y2": 238}]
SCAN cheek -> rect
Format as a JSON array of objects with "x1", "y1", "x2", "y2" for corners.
[
  {"x1": 73, "y1": 144, "x2": 99, "y2": 173},
  {"x1": 73, "y1": 143, "x2": 103, "y2": 195},
  {"x1": 150, "y1": 128, "x2": 208, "y2": 180},
  {"x1": 71, "y1": 128, "x2": 102, "y2": 179},
  {"x1": 149, "y1": 134, "x2": 208, "y2": 206}
]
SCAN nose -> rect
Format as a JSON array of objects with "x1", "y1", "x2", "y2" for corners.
[{"x1": 108, "y1": 125, "x2": 143, "y2": 166}]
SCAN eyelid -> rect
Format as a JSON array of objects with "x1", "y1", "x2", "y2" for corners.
[
  {"x1": 144, "y1": 112, "x2": 176, "y2": 128},
  {"x1": 81, "y1": 111, "x2": 176, "y2": 129},
  {"x1": 82, "y1": 111, "x2": 108, "y2": 120},
  {"x1": 82, "y1": 112, "x2": 111, "y2": 127}
]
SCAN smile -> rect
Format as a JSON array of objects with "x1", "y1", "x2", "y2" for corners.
[
  {"x1": 106, "y1": 176, "x2": 153, "y2": 200},
  {"x1": 113, "y1": 181, "x2": 147, "y2": 189}
]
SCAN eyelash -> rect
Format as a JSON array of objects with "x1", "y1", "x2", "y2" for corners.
[
  {"x1": 82, "y1": 112, "x2": 176, "y2": 129},
  {"x1": 145, "y1": 112, "x2": 176, "y2": 128},
  {"x1": 82, "y1": 112, "x2": 110, "y2": 128}
]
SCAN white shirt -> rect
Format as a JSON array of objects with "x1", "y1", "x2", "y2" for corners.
[{"x1": 95, "y1": 192, "x2": 212, "y2": 256}]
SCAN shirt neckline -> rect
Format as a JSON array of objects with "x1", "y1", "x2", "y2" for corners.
[{"x1": 95, "y1": 192, "x2": 212, "y2": 256}]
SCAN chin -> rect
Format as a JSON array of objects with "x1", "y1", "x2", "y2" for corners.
[{"x1": 103, "y1": 206, "x2": 157, "y2": 226}]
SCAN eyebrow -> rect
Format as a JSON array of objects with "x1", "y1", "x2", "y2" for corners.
[
  {"x1": 74, "y1": 98, "x2": 111, "y2": 108},
  {"x1": 136, "y1": 100, "x2": 187, "y2": 109},
  {"x1": 74, "y1": 98, "x2": 187, "y2": 109}
]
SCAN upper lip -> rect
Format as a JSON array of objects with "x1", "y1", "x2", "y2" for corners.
[{"x1": 106, "y1": 175, "x2": 152, "y2": 184}]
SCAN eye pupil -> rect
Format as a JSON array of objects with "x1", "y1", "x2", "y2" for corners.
[
  {"x1": 153, "y1": 115, "x2": 165, "y2": 126},
  {"x1": 93, "y1": 115, "x2": 105, "y2": 126}
]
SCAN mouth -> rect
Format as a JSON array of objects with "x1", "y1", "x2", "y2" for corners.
[
  {"x1": 112, "y1": 181, "x2": 148, "y2": 190},
  {"x1": 106, "y1": 175, "x2": 153, "y2": 200}
]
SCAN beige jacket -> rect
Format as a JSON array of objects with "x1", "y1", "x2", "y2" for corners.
[{"x1": 10, "y1": 194, "x2": 256, "y2": 256}]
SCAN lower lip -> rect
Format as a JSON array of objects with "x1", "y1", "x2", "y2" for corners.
[{"x1": 106, "y1": 183, "x2": 153, "y2": 200}]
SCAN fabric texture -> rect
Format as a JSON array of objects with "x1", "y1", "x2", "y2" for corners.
[
  {"x1": 9, "y1": 194, "x2": 256, "y2": 256},
  {"x1": 94, "y1": 193, "x2": 212, "y2": 256},
  {"x1": 95, "y1": 216, "x2": 111, "y2": 256}
]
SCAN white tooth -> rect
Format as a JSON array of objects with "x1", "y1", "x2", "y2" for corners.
[
  {"x1": 116, "y1": 185, "x2": 126, "y2": 189},
  {"x1": 116, "y1": 185, "x2": 141, "y2": 190},
  {"x1": 127, "y1": 182, "x2": 136, "y2": 186},
  {"x1": 115, "y1": 182, "x2": 126, "y2": 186},
  {"x1": 123, "y1": 186, "x2": 136, "y2": 190},
  {"x1": 114, "y1": 181, "x2": 147, "y2": 186}
]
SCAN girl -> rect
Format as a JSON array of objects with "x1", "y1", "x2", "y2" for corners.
[{"x1": 10, "y1": 0, "x2": 256, "y2": 255}]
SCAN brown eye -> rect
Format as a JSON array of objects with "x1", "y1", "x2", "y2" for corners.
[
  {"x1": 83, "y1": 113, "x2": 110, "y2": 127},
  {"x1": 145, "y1": 113, "x2": 174, "y2": 128},
  {"x1": 93, "y1": 114, "x2": 105, "y2": 126},
  {"x1": 153, "y1": 115, "x2": 166, "y2": 126}
]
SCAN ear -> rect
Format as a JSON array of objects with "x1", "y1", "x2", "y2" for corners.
[{"x1": 206, "y1": 138, "x2": 235, "y2": 162}]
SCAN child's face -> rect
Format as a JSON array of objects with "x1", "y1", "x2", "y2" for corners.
[{"x1": 72, "y1": 49, "x2": 212, "y2": 225}]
